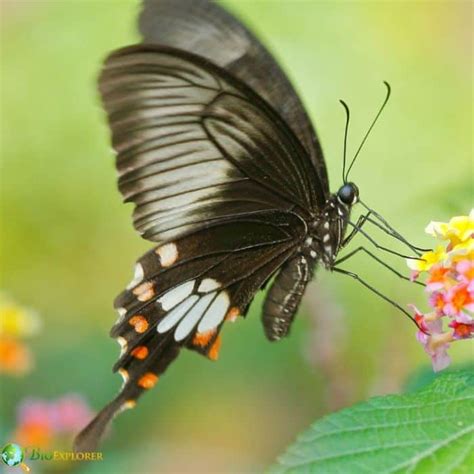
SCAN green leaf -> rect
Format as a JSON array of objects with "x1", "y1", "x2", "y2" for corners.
[
  {"x1": 403, "y1": 364, "x2": 474, "y2": 394},
  {"x1": 271, "y1": 371, "x2": 474, "y2": 473}
]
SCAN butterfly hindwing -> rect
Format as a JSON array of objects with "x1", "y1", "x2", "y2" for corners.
[
  {"x1": 74, "y1": 212, "x2": 306, "y2": 451},
  {"x1": 99, "y1": 45, "x2": 324, "y2": 243}
]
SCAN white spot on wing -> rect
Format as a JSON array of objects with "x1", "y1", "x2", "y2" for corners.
[
  {"x1": 116, "y1": 337, "x2": 127, "y2": 356},
  {"x1": 323, "y1": 222, "x2": 330, "y2": 230},
  {"x1": 158, "y1": 281, "x2": 194, "y2": 311},
  {"x1": 116, "y1": 307, "x2": 127, "y2": 324},
  {"x1": 175, "y1": 292, "x2": 216, "y2": 341},
  {"x1": 323, "y1": 234, "x2": 330, "y2": 243},
  {"x1": 126, "y1": 263, "x2": 144, "y2": 289},
  {"x1": 119, "y1": 368, "x2": 129, "y2": 385},
  {"x1": 198, "y1": 278, "x2": 220, "y2": 293},
  {"x1": 157, "y1": 295, "x2": 199, "y2": 333},
  {"x1": 310, "y1": 250, "x2": 317, "y2": 258},
  {"x1": 156, "y1": 243, "x2": 178, "y2": 267},
  {"x1": 119, "y1": 400, "x2": 136, "y2": 413},
  {"x1": 197, "y1": 291, "x2": 230, "y2": 333}
]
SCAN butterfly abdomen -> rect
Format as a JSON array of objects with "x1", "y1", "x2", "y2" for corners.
[{"x1": 262, "y1": 254, "x2": 315, "y2": 341}]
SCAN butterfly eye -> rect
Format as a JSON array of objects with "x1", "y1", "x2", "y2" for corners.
[{"x1": 337, "y1": 182, "x2": 359, "y2": 205}]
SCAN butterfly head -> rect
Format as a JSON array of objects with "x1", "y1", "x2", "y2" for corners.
[{"x1": 337, "y1": 182, "x2": 359, "y2": 206}]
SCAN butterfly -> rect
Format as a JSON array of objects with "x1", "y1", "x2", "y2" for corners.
[{"x1": 74, "y1": 0, "x2": 421, "y2": 451}]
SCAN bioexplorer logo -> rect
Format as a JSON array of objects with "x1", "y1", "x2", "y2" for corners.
[
  {"x1": 1, "y1": 443, "x2": 103, "y2": 470},
  {"x1": 1, "y1": 444, "x2": 29, "y2": 472}
]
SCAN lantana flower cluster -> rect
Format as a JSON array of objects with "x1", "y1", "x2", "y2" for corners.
[
  {"x1": 13, "y1": 394, "x2": 94, "y2": 449},
  {"x1": 0, "y1": 294, "x2": 41, "y2": 375},
  {"x1": 407, "y1": 210, "x2": 474, "y2": 371}
]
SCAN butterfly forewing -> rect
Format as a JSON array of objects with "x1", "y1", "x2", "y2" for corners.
[
  {"x1": 99, "y1": 45, "x2": 324, "y2": 242},
  {"x1": 139, "y1": 0, "x2": 329, "y2": 192}
]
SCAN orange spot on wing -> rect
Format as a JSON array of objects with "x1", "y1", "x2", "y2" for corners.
[
  {"x1": 208, "y1": 335, "x2": 222, "y2": 361},
  {"x1": 192, "y1": 329, "x2": 216, "y2": 347},
  {"x1": 225, "y1": 307, "x2": 240, "y2": 322},
  {"x1": 131, "y1": 346, "x2": 149, "y2": 359},
  {"x1": 132, "y1": 282, "x2": 155, "y2": 302},
  {"x1": 138, "y1": 372, "x2": 159, "y2": 389},
  {"x1": 128, "y1": 315, "x2": 149, "y2": 333}
]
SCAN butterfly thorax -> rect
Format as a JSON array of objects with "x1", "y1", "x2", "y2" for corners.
[{"x1": 307, "y1": 194, "x2": 352, "y2": 269}]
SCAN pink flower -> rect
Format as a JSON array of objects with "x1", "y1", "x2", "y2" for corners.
[
  {"x1": 425, "y1": 265, "x2": 450, "y2": 292},
  {"x1": 410, "y1": 305, "x2": 451, "y2": 371},
  {"x1": 53, "y1": 394, "x2": 93, "y2": 432},
  {"x1": 426, "y1": 335, "x2": 451, "y2": 372},
  {"x1": 410, "y1": 270, "x2": 420, "y2": 282},
  {"x1": 443, "y1": 283, "x2": 474, "y2": 318},
  {"x1": 449, "y1": 320, "x2": 474, "y2": 339},
  {"x1": 18, "y1": 399, "x2": 54, "y2": 427},
  {"x1": 457, "y1": 260, "x2": 474, "y2": 292},
  {"x1": 428, "y1": 292, "x2": 446, "y2": 314},
  {"x1": 411, "y1": 305, "x2": 433, "y2": 340},
  {"x1": 13, "y1": 394, "x2": 93, "y2": 449}
]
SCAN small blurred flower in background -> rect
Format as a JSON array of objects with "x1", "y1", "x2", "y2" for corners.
[
  {"x1": 408, "y1": 211, "x2": 474, "y2": 371},
  {"x1": 0, "y1": 295, "x2": 95, "y2": 461},
  {"x1": 12, "y1": 394, "x2": 94, "y2": 450},
  {"x1": 0, "y1": 294, "x2": 41, "y2": 375}
]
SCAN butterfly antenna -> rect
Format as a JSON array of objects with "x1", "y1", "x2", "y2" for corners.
[
  {"x1": 339, "y1": 99, "x2": 351, "y2": 183},
  {"x1": 345, "y1": 81, "x2": 392, "y2": 181}
]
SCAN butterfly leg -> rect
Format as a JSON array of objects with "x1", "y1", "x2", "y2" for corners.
[
  {"x1": 334, "y1": 246, "x2": 424, "y2": 286},
  {"x1": 360, "y1": 215, "x2": 426, "y2": 256},
  {"x1": 344, "y1": 210, "x2": 425, "y2": 258},
  {"x1": 332, "y1": 267, "x2": 420, "y2": 330},
  {"x1": 346, "y1": 220, "x2": 423, "y2": 261},
  {"x1": 342, "y1": 212, "x2": 370, "y2": 247}
]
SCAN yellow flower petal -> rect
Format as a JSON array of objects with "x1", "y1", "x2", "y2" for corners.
[
  {"x1": 406, "y1": 246, "x2": 447, "y2": 272},
  {"x1": 447, "y1": 239, "x2": 474, "y2": 263},
  {"x1": 425, "y1": 210, "x2": 474, "y2": 246},
  {"x1": 425, "y1": 220, "x2": 448, "y2": 239},
  {"x1": 0, "y1": 295, "x2": 41, "y2": 338}
]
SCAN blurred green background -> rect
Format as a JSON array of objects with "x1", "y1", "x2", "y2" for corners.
[{"x1": 1, "y1": 1, "x2": 472, "y2": 473}]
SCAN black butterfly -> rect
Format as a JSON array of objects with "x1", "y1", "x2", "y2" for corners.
[{"x1": 75, "y1": 0, "x2": 422, "y2": 451}]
